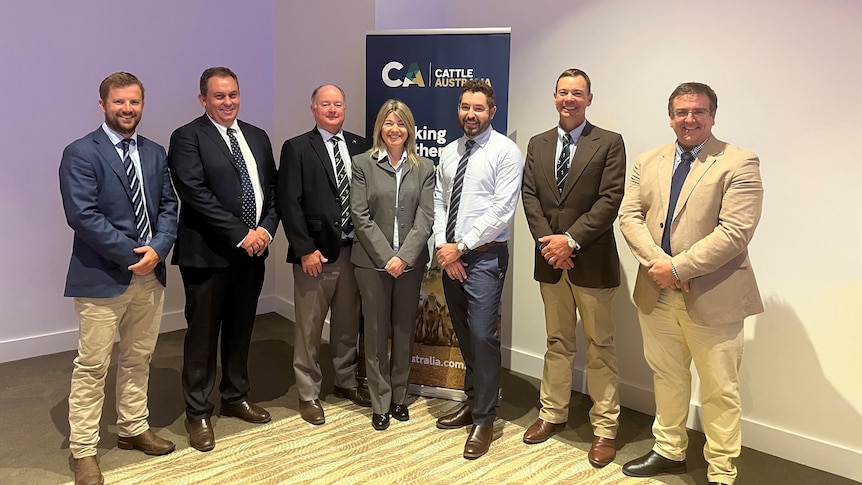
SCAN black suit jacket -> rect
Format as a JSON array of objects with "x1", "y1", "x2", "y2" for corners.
[
  {"x1": 168, "y1": 114, "x2": 278, "y2": 268},
  {"x1": 277, "y1": 127, "x2": 369, "y2": 264}
]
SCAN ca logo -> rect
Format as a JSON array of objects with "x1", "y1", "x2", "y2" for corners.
[{"x1": 381, "y1": 61, "x2": 425, "y2": 87}]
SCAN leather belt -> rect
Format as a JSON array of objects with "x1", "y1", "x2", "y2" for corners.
[
  {"x1": 473, "y1": 241, "x2": 507, "y2": 251},
  {"x1": 341, "y1": 238, "x2": 353, "y2": 246}
]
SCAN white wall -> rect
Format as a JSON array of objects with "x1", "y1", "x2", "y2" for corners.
[
  {"x1": 0, "y1": 0, "x2": 276, "y2": 361},
  {"x1": 375, "y1": 0, "x2": 862, "y2": 480}
]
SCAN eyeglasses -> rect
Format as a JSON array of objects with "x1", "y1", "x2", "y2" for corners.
[{"x1": 673, "y1": 109, "x2": 712, "y2": 119}]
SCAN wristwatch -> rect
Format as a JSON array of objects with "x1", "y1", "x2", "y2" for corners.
[
  {"x1": 565, "y1": 233, "x2": 580, "y2": 250},
  {"x1": 456, "y1": 239, "x2": 470, "y2": 254}
]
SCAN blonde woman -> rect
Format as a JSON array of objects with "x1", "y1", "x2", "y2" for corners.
[{"x1": 350, "y1": 100, "x2": 435, "y2": 430}]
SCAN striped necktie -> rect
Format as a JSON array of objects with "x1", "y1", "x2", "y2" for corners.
[
  {"x1": 330, "y1": 136, "x2": 352, "y2": 235},
  {"x1": 556, "y1": 133, "x2": 573, "y2": 194},
  {"x1": 227, "y1": 128, "x2": 258, "y2": 229},
  {"x1": 446, "y1": 139, "x2": 476, "y2": 243},
  {"x1": 121, "y1": 138, "x2": 151, "y2": 244}
]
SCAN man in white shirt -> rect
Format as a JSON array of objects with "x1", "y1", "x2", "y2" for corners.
[{"x1": 432, "y1": 79, "x2": 524, "y2": 459}]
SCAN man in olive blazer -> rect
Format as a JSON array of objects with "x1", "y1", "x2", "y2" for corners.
[
  {"x1": 521, "y1": 69, "x2": 625, "y2": 468},
  {"x1": 618, "y1": 82, "x2": 763, "y2": 485},
  {"x1": 350, "y1": 150, "x2": 435, "y2": 416}
]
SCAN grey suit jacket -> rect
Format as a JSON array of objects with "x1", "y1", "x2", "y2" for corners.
[
  {"x1": 619, "y1": 135, "x2": 764, "y2": 325},
  {"x1": 349, "y1": 151, "x2": 435, "y2": 269},
  {"x1": 522, "y1": 122, "x2": 626, "y2": 288}
]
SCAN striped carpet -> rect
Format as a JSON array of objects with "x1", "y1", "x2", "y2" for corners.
[{"x1": 96, "y1": 398, "x2": 660, "y2": 484}]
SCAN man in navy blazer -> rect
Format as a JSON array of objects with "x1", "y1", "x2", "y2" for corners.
[
  {"x1": 168, "y1": 67, "x2": 278, "y2": 452},
  {"x1": 60, "y1": 72, "x2": 178, "y2": 485}
]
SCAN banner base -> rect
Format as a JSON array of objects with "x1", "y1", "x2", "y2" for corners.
[{"x1": 408, "y1": 384, "x2": 467, "y2": 402}]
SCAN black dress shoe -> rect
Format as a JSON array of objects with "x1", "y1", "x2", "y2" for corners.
[
  {"x1": 709, "y1": 482, "x2": 729, "y2": 485},
  {"x1": 390, "y1": 403, "x2": 409, "y2": 421},
  {"x1": 184, "y1": 417, "x2": 215, "y2": 452},
  {"x1": 372, "y1": 413, "x2": 390, "y2": 431},
  {"x1": 622, "y1": 450, "x2": 686, "y2": 477},
  {"x1": 221, "y1": 400, "x2": 271, "y2": 423},
  {"x1": 436, "y1": 404, "x2": 472, "y2": 429},
  {"x1": 333, "y1": 386, "x2": 372, "y2": 407}
]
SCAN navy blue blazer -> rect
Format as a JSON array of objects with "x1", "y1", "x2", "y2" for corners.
[{"x1": 59, "y1": 127, "x2": 178, "y2": 298}]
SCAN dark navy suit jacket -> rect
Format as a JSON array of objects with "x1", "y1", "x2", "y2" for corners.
[{"x1": 59, "y1": 126, "x2": 178, "y2": 298}]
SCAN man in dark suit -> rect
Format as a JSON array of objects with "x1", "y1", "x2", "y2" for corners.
[
  {"x1": 521, "y1": 69, "x2": 626, "y2": 467},
  {"x1": 60, "y1": 71, "x2": 178, "y2": 485},
  {"x1": 168, "y1": 67, "x2": 278, "y2": 452},
  {"x1": 278, "y1": 84, "x2": 371, "y2": 425}
]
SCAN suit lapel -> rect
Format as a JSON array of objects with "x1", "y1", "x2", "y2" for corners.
[
  {"x1": 310, "y1": 129, "x2": 338, "y2": 190},
  {"x1": 675, "y1": 136, "x2": 723, "y2": 218},
  {"x1": 92, "y1": 129, "x2": 132, "y2": 199},
  {"x1": 137, "y1": 137, "x2": 163, "y2": 221},
  {"x1": 658, "y1": 145, "x2": 675, "y2": 218},
  {"x1": 199, "y1": 116, "x2": 237, "y2": 172},
  {"x1": 535, "y1": 128, "x2": 560, "y2": 201},
  {"x1": 561, "y1": 123, "x2": 599, "y2": 200}
]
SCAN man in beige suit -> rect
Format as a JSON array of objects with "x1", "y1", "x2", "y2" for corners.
[
  {"x1": 618, "y1": 82, "x2": 763, "y2": 485},
  {"x1": 521, "y1": 68, "x2": 625, "y2": 468}
]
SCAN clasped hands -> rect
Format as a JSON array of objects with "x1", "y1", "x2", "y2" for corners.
[
  {"x1": 436, "y1": 243, "x2": 467, "y2": 282},
  {"x1": 538, "y1": 234, "x2": 574, "y2": 270},
  {"x1": 240, "y1": 228, "x2": 271, "y2": 257},
  {"x1": 646, "y1": 259, "x2": 690, "y2": 292}
]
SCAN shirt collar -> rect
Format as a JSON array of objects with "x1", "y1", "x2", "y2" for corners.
[
  {"x1": 557, "y1": 119, "x2": 587, "y2": 143},
  {"x1": 466, "y1": 125, "x2": 494, "y2": 147},
  {"x1": 317, "y1": 126, "x2": 345, "y2": 143},
  {"x1": 676, "y1": 137, "x2": 709, "y2": 160},
  {"x1": 101, "y1": 123, "x2": 138, "y2": 147},
  {"x1": 206, "y1": 115, "x2": 239, "y2": 136}
]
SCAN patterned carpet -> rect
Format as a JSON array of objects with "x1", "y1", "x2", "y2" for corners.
[{"x1": 95, "y1": 398, "x2": 659, "y2": 484}]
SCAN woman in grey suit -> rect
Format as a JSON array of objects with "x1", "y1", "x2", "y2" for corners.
[{"x1": 350, "y1": 100, "x2": 435, "y2": 430}]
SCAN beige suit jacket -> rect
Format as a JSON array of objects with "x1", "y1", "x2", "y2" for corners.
[
  {"x1": 618, "y1": 135, "x2": 764, "y2": 325},
  {"x1": 349, "y1": 152, "x2": 435, "y2": 269}
]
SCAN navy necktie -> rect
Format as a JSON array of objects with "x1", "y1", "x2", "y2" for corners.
[
  {"x1": 121, "y1": 138, "x2": 151, "y2": 244},
  {"x1": 661, "y1": 151, "x2": 694, "y2": 255},
  {"x1": 227, "y1": 128, "x2": 258, "y2": 229},
  {"x1": 556, "y1": 133, "x2": 573, "y2": 194},
  {"x1": 330, "y1": 136, "x2": 352, "y2": 235},
  {"x1": 446, "y1": 139, "x2": 476, "y2": 243}
]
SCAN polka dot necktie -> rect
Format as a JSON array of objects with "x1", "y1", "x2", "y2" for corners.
[
  {"x1": 227, "y1": 128, "x2": 258, "y2": 229},
  {"x1": 120, "y1": 138, "x2": 151, "y2": 243}
]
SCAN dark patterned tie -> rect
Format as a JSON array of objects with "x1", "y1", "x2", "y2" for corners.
[
  {"x1": 661, "y1": 151, "x2": 694, "y2": 255},
  {"x1": 227, "y1": 128, "x2": 258, "y2": 229},
  {"x1": 446, "y1": 139, "x2": 476, "y2": 243},
  {"x1": 556, "y1": 133, "x2": 573, "y2": 194},
  {"x1": 330, "y1": 136, "x2": 352, "y2": 234},
  {"x1": 120, "y1": 138, "x2": 151, "y2": 243}
]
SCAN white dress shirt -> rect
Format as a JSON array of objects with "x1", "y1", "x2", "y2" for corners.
[
  {"x1": 102, "y1": 123, "x2": 152, "y2": 244},
  {"x1": 318, "y1": 127, "x2": 354, "y2": 238},
  {"x1": 433, "y1": 126, "x2": 524, "y2": 249}
]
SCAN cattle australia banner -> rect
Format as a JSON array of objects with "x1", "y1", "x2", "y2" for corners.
[{"x1": 365, "y1": 28, "x2": 511, "y2": 400}]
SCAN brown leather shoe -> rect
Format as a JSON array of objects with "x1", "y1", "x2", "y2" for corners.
[
  {"x1": 74, "y1": 456, "x2": 104, "y2": 485},
  {"x1": 117, "y1": 428, "x2": 176, "y2": 455},
  {"x1": 436, "y1": 404, "x2": 472, "y2": 429},
  {"x1": 333, "y1": 386, "x2": 372, "y2": 407},
  {"x1": 463, "y1": 424, "x2": 493, "y2": 459},
  {"x1": 221, "y1": 400, "x2": 271, "y2": 423},
  {"x1": 522, "y1": 418, "x2": 566, "y2": 444},
  {"x1": 184, "y1": 417, "x2": 215, "y2": 452},
  {"x1": 588, "y1": 436, "x2": 616, "y2": 467},
  {"x1": 299, "y1": 399, "x2": 325, "y2": 425}
]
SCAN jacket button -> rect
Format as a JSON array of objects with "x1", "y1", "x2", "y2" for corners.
[
  {"x1": 333, "y1": 221, "x2": 339, "y2": 227},
  {"x1": 659, "y1": 222, "x2": 664, "y2": 228}
]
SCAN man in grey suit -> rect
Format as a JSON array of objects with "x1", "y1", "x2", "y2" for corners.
[
  {"x1": 278, "y1": 85, "x2": 372, "y2": 425},
  {"x1": 521, "y1": 68, "x2": 626, "y2": 468},
  {"x1": 60, "y1": 72, "x2": 177, "y2": 485},
  {"x1": 619, "y1": 82, "x2": 763, "y2": 485}
]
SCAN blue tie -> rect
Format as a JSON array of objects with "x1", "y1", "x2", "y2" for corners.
[
  {"x1": 661, "y1": 151, "x2": 694, "y2": 255},
  {"x1": 121, "y1": 138, "x2": 151, "y2": 244},
  {"x1": 446, "y1": 139, "x2": 476, "y2": 243}
]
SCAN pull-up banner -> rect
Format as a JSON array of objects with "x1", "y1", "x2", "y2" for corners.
[{"x1": 365, "y1": 28, "x2": 511, "y2": 400}]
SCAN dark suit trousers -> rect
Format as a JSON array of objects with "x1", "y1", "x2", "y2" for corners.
[
  {"x1": 179, "y1": 258, "x2": 265, "y2": 419},
  {"x1": 441, "y1": 246, "x2": 509, "y2": 427}
]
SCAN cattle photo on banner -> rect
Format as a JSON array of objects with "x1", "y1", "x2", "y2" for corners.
[{"x1": 364, "y1": 28, "x2": 511, "y2": 401}]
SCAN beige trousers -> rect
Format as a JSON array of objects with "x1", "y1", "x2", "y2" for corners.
[
  {"x1": 538, "y1": 271, "x2": 620, "y2": 438},
  {"x1": 639, "y1": 288, "x2": 744, "y2": 485},
  {"x1": 69, "y1": 273, "x2": 164, "y2": 458}
]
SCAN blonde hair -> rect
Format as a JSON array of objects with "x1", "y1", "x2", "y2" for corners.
[{"x1": 370, "y1": 99, "x2": 421, "y2": 167}]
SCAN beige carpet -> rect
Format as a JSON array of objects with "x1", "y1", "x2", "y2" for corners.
[{"x1": 93, "y1": 399, "x2": 659, "y2": 484}]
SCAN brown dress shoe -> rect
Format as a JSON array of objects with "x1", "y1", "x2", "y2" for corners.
[
  {"x1": 436, "y1": 404, "x2": 472, "y2": 429},
  {"x1": 300, "y1": 399, "x2": 325, "y2": 425},
  {"x1": 522, "y1": 418, "x2": 566, "y2": 444},
  {"x1": 221, "y1": 400, "x2": 272, "y2": 423},
  {"x1": 185, "y1": 417, "x2": 215, "y2": 452},
  {"x1": 74, "y1": 456, "x2": 104, "y2": 485},
  {"x1": 463, "y1": 424, "x2": 493, "y2": 459},
  {"x1": 587, "y1": 436, "x2": 616, "y2": 467},
  {"x1": 333, "y1": 386, "x2": 372, "y2": 407},
  {"x1": 117, "y1": 428, "x2": 176, "y2": 455}
]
